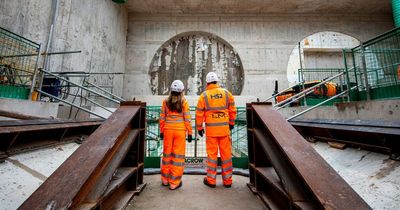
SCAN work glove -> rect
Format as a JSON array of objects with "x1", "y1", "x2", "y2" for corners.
[
  {"x1": 229, "y1": 125, "x2": 234, "y2": 131},
  {"x1": 187, "y1": 135, "x2": 193, "y2": 143},
  {"x1": 198, "y1": 129, "x2": 204, "y2": 137},
  {"x1": 160, "y1": 133, "x2": 164, "y2": 140}
]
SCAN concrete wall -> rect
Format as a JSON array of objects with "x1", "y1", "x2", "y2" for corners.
[
  {"x1": 279, "y1": 99, "x2": 400, "y2": 122},
  {"x1": 0, "y1": 98, "x2": 58, "y2": 120},
  {"x1": 287, "y1": 32, "x2": 360, "y2": 83},
  {"x1": 304, "y1": 52, "x2": 344, "y2": 69},
  {"x1": 124, "y1": 14, "x2": 393, "y2": 100},
  {"x1": 0, "y1": 0, "x2": 128, "y2": 97},
  {"x1": 0, "y1": 1, "x2": 52, "y2": 47}
]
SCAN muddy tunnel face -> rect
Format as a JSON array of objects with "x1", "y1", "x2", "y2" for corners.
[{"x1": 149, "y1": 32, "x2": 244, "y2": 95}]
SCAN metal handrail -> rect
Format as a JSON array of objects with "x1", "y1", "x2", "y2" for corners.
[
  {"x1": 37, "y1": 69, "x2": 126, "y2": 119},
  {"x1": 37, "y1": 90, "x2": 106, "y2": 119},
  {"x1": 39, "y1": 69, "x2": 121, "y2": 104},
  {"x1": 274, "y1": 72, "x2": 345, "y2": 109},
  {"x1": 264, "y1": 82, "x2": 303, "y2": 102},
  {"x1": 286, "y1": 85, "x2": 358, "y2": 121},
  {"x1": 29, "y1": 45, "x2": 42, "y2": 100},
  {"x1": 354, "y1": 26, "x2": 400, "y2": 49},
  {"x1": 83, "y1": 80, "x2": 125, "y2": 102},
  {"x1": 84, "y1": 96, "x2": 114, "y2": 113},
  {"x1": 0, "y1": 50, "x2": 81, "y2": 59}
]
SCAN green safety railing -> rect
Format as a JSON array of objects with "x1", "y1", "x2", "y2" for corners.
[
  {"x1": 348, "y1": 27, "x2": 400, "y2": 100},
  {"x1": 295, "y1": 27, "x2": 400, "y2": 105},
  {"x1": 145, "y1": 106, "x2": 248, "y2": 168},
  {"x1": 0, "y1": 27, "x2": 41, "y2": 100},
  {"x1": 298, "y1": 68, "x2": 345, "y2": 84}
]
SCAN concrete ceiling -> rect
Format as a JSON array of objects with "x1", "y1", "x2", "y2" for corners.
[{"x1": 125, "y1": 0, "x2": 392, "y2": 15}]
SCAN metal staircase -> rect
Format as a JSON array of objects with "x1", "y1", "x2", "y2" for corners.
[{"x1": 36, "y1": 69, "x2": 125, "y2": 119}]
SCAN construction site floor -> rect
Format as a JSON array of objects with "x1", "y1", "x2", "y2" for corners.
[
  {"x1": 128, "y1": 174, "x2": 267, "y2": 210},
  {"x1": 1, "y1": 142, "x2": 400, "y2": 209}
]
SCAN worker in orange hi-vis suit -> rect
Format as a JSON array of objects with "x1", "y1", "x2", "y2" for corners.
[
  {"x1": 196, "y1": 72, "x2": 237, "y2": 188},
  {"x1": 159, "y1": 80, "x2": 193, "y2": 190}
]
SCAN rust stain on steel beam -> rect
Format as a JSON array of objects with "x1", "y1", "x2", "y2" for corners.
[
  {"x1": 0, "y1": 118, "x2": 102, "y2": 126},
  {"x1": 19, "y1": 102, "x2": 146, "y2": 210},
  {"x1": 253, "y1": 128, "x2": 313, "y2": 202},
  {"x1": 0, "y1": 120, "x2": 102, "y2": 161},
  {"x1": 0, "y1": 120, "x2": 102, "y2": 133},
  {"x1": 0, "y1": 109, "x2": 49, "y2": 120},
  {"x1": 84, "y1": 129, "x2": 140, "y2": 202},
  {"x1": 290, "y1": 121, "x2": 400, "y2": 136},
  {"x1": 290, "y1": 120, "x2": 400, "y2": 157},
  {"x1": 248, "y1": 103, "x2": 371, "y2": 210}
]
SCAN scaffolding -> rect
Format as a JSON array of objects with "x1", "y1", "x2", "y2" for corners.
[{"x1": 0, "y1": 27, "x2": 40, "y2": 99}]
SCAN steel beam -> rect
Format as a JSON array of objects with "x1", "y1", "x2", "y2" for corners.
[
  {"x1": 290, "y1": 119, "x2": 400, "y2": 159},
  {"x1": 19, "y1": 101, "x2": 146, "y2": 210},
  {"x1": 246, "y1": 102, "x2": 371, "y2": 210},
  {"x1": 0, "y1": 109, "x2": 48, "y2": 120},
  {"x1": 0, "y1": 119, "x2": 101, "y2": 160}
]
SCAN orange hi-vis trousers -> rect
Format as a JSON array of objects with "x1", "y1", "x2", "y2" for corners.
[
  {"x1": 161, "y1": 129, "x2": 186, "y2": 188},
  {"x1": 206, "y1": 136, "x2": 233, "y2": 186}
]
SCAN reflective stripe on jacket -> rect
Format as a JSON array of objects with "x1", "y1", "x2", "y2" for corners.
[
  {"x1": 160, "y1": 98, "x2": 192, "y2": 135},
  {"x1": 196, "y1": 84, "x2": 236, "y2": 137}
]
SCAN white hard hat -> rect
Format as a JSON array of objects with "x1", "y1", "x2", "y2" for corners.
[
  {"x1": 170, "y1": 80, "x2": 184, "y2": 92},
  {"x1": 206, "y1": 72, "x2": 219, "y2": 83}
]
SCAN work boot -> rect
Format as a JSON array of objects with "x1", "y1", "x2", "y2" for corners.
[
  {"x1": 169, "y1": 181, "x2": 182, "y2": 190},
  {"x1": 223, "y1": 184, "x2": 232, "y2": 188},
  {"x1": 161, "y1": 181, "x2": 169, "y2": 187},
  {"x1": 203, "y1": 177, "x2": 216, "y2": 188}
]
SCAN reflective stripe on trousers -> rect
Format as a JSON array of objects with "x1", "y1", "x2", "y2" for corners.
[
  {"x1": 205, "y1": 135, "x2": 233, "y2": 186},
  {"x1": 160, "y1": 129, "x2": 186, "y2": 186},
  {"x1": 221, "y1": 158, "x2": 233, "y2": 183},
  {"x1": 206, "y1": 157, "x2": 218, "y2": 183}
]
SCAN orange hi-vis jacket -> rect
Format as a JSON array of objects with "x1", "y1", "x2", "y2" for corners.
[
  {"x1": 160, "y1": 98, "x2": 192, "y2": 135},
  {"x1": 196, "y1": 84, "x2": 237, "y2": 137}
]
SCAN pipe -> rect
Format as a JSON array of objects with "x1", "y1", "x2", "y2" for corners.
[
  {"x1": 29, "y1": 44, "x2": 42, "y2": 100},
  {"x1": 0, "y1": 50, "x2": 81, "y2": 59},
  {"x1": 144, "y1": 168, "x2": 250, "y2": 177},
  {"x1": 299, "y1": 42, "x2": 307, "y2": 106},
  {"x1": 39, "y1": 69, "x2": 121, "y2": 104},
  {"x1": 84, "y1": 80, "x2": 125, "y2": 102},
  {"x1": 360, "y1": 43, "x2": 371, "y2": 101},
  {"x1": 36, "y1": 90, "x2": 107, "y2": 119},
  {"x1": 274, "y1": 72, "x2": 345, "y2": 108},
  {"x1": 38, "y1": 0, "x2": 60, "y2": 98},
  {"x1": 287, "y1": 86, "x2": 358, "y2": 121},
  {"x1": 393, "y1": 0, "x2": 400, "y2": 27}
]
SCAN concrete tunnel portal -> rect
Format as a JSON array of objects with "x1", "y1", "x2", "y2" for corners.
[{"x1": 149, "y1": 31, "x2": 244, "y2": 95}]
